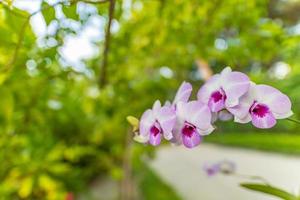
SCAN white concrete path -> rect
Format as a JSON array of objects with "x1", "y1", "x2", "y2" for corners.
[{"x1": 149, "y1": 144, "x2": 300, "y2": 200}]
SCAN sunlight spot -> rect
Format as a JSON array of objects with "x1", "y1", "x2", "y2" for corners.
[
  {"x1": 288, "y1": 23, "x2": 300, "y2": 35},
  {"x1": 87, "y1": 86, "x2": 100, "y2": 98},
  {"x1": 26, "y1": 59, "x2": 39, "y2": 76},
  {"x1": 59, "y1": 35, "x2": 99, "y2": 64},
  {"x1": 47, "y1": 100, "x2": 62, "y2": 110},
  {"x1": 122, "y1": 0, "x2": 132, "y2": 19},
  {"x1": 26, "y1": 59, "x2": 37, "y2": 70},
  {"x1": 159, "y1": 66, "x2": 174, "y2": 79},
  {"x1": 214, "y1": 38, "x2": 228, "y2": 51},
  {"x1": 111, "y1": 19, "x2": 120, "y2": 34},
  {"x1": 133, "y1": 1, "x2": 143, "y2": 10},
  {"x1": 269, "y1": 61, "x2": 291, "y2": 79},
  {"x1": 46, "y1": 37, "x2": 58, "y2": 47}
]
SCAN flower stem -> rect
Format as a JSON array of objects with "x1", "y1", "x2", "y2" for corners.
[{"x1": 286, "y1": 118, "x2": 300, "y2": 125}]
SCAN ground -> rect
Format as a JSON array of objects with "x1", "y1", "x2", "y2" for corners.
[{"x1": 149, "y1": 144, "x2": 300, "y2": 200}]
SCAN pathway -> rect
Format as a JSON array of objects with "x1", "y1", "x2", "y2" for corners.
[{"x1": 149, "y1": 144, "x2": 300, "y2": 200}]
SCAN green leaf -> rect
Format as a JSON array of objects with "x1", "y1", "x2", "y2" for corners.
[
  {"x1": 62, "y1": 4, "x2": 79, "y2": 20},
  {"x1": 4, "y1": 6, "x2": 29, "y2": 31},
  {"x1": 41, "y1": 2, "x2": 56, "y2": 25},
  {"x1": 240, "y1": 183, "x2": 298, "y2": 200}
]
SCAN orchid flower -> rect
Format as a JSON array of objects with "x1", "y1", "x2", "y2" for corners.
[
  {"x1": 228, "y1": 83, "x2": 293, "y2": 129},
  {"x1": 197, "y1": 67, "x2": 250, "y2": 113},
  {"x1": 170, "y1": 81, "x2": 214, "y2": 148},
  {"x1": 172, "y1": 100, "x2": 214, "y2": 148},
  {"x1": 203, "y1": 163, "x2": 220, "y2": 176},
  {"x1": 130, "y1": 67, "x2": 295, "y2": 148},
  {"x1": 139, "y1": 100, "x2": 176, "y2": 146},
  {"x1": 203, "y1": 160, "x2": 236, "y2": 177}
]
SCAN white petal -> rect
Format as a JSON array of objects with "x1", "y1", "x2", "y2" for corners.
[
  {"x1": 139, "y1": 109, "x2": 155, "y2": 137},
  {"x1": 152, "y1": 100, "x2": 162, "y2": 113},
  {"x1": 227, "y1": 82, "x2": 256, "y2": 119},
  {"x1": 197, "y1": 74, "x2": 221, "y2": 104},
  {"x1": 234, "y1": 114, "x2": 252, "y2": 124},
  {"x1": 173, "y1": 81, "x2": 193, "y2": 104}
]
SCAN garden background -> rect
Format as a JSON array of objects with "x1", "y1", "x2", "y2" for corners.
[{"x1": 0, "y1": 0, "x2": 300, "y2": 199}]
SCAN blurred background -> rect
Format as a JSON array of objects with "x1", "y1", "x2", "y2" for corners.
[{"x1": 0, "y1": 0, "x2": 299, "y2": 199}]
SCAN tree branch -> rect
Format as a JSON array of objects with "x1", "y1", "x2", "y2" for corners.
[
  {"x1": 99, "y1": 0, "x2": 116, "y2": 88},
  {"x1": 1, "y1": 0, "x2": 69, "y2": 72},
  {"x1": 1, "y1": 0, "x2": 110, "y2": 73},
  {"x1": 81, "y1": 0, "x2": 109, "y2": 4},
  {"x1": 2, "y1": 17, "x2": 30, "y2": 72}
]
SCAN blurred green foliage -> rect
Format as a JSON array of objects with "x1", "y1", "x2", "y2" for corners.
[
  {"x1": 205, "y1": 132, "x2": 300, "y2": 155},
  {"x1": 0, "y1": 0, "x2": 299, "y2": 199},
  {"x1": 137, "y1": 165, "x2": 182, "y2": 200}
]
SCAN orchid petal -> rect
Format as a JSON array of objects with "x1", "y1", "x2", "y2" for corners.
[
  {"x1": 255, "y1": 85, "x2": 292, "y2": 119},
  {"x1": 220, "y1": 66, "x2": 232, "y2": 75},
  {"x1": 211, "y1": 112, "x2": 218, "y2": 123},
  {"x1": 182, "y1": 130, "x2": 201, "y2": 148},
  {"x1": 227, "y1": 82, "x2": 256, "y2": 120},
  {"x1": 139, "y1": 109, "x2": 155, "y2": 138},
  {"x1": 175, "y1": 101, "x2": 188, "y2": 126},
  {"x1": 155, "y1": 106, "x2": 176, "y2": 140},
  {"x1": 186, "y1": 101, "x2": 214, "y2": 133},
  {"x1": 203, "y1": 163, "x2": 220, "y2": 176},
  {"x1": 218, "y1": 110, "x2": 233, "y2": 121},
  {"x1": 152, "y1": 100, "x2": 162, "y2": 114},
  {"x1": 221, "y1": 71, "x2": 250, "y2": 108},
  {"x1": 178, "y1": 101, "x2": 214, "y2": 135},
  {"x1": 164, "y1": 100, "x2": 171, "y2": 107},
  {"x1": 169, "y1": 102, "x2": 186, "y2": 145},
  {"x1": 173, "y1": 81, "x2": 193, "y2": 104},
  {"x1": 197, "y1": 126, "x2": 215, "y2": 135},
  {"x1": 274, "y1": 110, "x2": 293, "y2": 119},
  {"x1": 197, "y1": 74, "x2": 221, "y2": 104},
  {"x1": 251, "y1": 110, "x2": 276, "y2": 129},
  {"x1": 234, "y1": 114, "x2": 251, "y2": 124},
  {"x1": 169, "y1": 128, "x2": 182, "y2": 145},
  {"x1": 149, "y1": 131, "x2": 162, "y2": 146}
]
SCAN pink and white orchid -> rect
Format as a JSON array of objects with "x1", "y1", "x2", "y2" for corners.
[
  {"x1": 197, "y1": 67, "x2": 250, "y2": 113},
  {"x1": 132, "y1": 67, "x2": 295, "y2": 148},
  {"x1": 172, "y1": 100, "x2": 214, "y2": 148},
  {"x1": 139, "y1": 100, "x2": 176, "y2": 146},
  {"x1": 170, "y1": 81, "x2": 214, "y2": 148},
  {"x1": 228, "y1": 83, "x2": 293, "y2": 129}
]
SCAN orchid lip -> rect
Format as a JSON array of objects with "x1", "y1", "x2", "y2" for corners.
[
  {"x1": 211, "y1": 88, "x2": 227, "y2": 103},
  {"x1": 249, "y1": 100, "x2": 276, "y2": 129},
  {"x1": 149, "y1": 122, "x2": 162, "y2": 146},
  {"x1": 181, "y1": 122, "x2": 201, "y2": 148},
  {"x1": 181, "y1": 122, "x2": 196, "y2": 137},
  {"x1": 208, "y1": 88, "x2": 227, "y2": 112},
  {"x1": 150, "y1": 124, "x2": 161, "y2": 136},
  {"x1": 249, "y1": 101, "x2": 270, "y2": 118}
]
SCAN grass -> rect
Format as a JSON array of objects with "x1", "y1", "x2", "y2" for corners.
[
  {"x1": 204, "y1": 132, "x2": 300, "y2": 155},
  {"x1": 139, "y1": 165, "x2": 182, "y2": 200}
]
